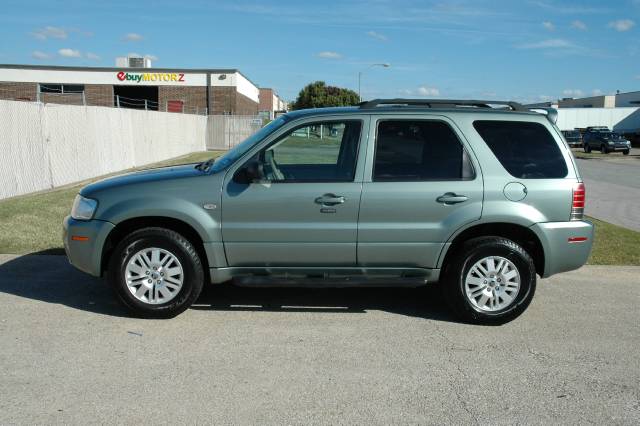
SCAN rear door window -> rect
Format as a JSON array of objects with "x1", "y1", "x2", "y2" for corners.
[
  {"x1": 373, "y1": 120, "x2": 475, "y2": 181},
  {"x1": 473, "y1": 121, "x2": 568, "y2": 179}
]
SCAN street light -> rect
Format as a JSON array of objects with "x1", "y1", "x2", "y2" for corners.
[{"x1": 358, "y1": 63, "x2": 390, "y2": 102}]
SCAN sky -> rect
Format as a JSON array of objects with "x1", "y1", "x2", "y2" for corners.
[{"x1": 1, "y1": 0, "x2": 639, "y2": 103}]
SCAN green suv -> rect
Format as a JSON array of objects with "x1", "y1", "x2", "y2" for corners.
[{"x1": 63, "y1": 99, "x2": 593, "y2": 323}]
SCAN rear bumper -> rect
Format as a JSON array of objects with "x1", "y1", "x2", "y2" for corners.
[
  {"x1": 530, "y1": 220, "x2": 594, "y2": 278},
  {"x1": 63, "y1": 216, "x2": 114, "y2": 277}
]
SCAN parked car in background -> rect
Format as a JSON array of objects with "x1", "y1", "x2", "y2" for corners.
[
  {"x1": 561, "y1": 130, "x2": 583, "y2": 148},
  {"x1": 63, "y1": 99, "x2": 593, "y2": 324},
  {"x1": 583, "y1": 127, "x2": 631, "y2": 155}
]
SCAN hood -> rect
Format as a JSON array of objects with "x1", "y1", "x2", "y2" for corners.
[{"x1": 80, "y1": 163, "x2": 205, "y2": 197}]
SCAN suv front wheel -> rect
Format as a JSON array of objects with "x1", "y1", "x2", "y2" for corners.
[
  {"x1": 583, "y1": 143, "x2": 591, "y2": 153},
  {"x1": 107, "y1": 227, "x2": 205, "y2": 318},
  {"x1": 443, "y1": 237, "x2": 536, "y2": 324}
]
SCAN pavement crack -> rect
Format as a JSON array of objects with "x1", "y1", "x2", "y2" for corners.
[{"x1": 432, "y1": 323, "x2": 480, "y2": 426}]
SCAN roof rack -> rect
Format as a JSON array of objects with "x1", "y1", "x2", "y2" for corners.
[{"x1": 359, "y1": 98, "x2": 526, "y2": 111}]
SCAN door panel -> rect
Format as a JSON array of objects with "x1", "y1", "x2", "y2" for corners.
[
  {"x1": 222, "y1": 181, "x2": 362, "y2": 266},
  {"x1": 358, "y1": 116, "x2": 483, "y2": 268},
  {"x1": 221, "y1": 118, "x2": 368, "y2": 267},
  {"x1": 358, "y1": 181, "x2": 482, "y2": 267}
]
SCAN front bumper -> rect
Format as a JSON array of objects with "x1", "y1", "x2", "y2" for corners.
[
  {"x1": 530, "y1": 220, "x2": 594, "y2": 278},
  {"x1": 607, "y1": 143, "x2": 631, "y2": 151},
  {"x1": 63, "y1": 216, "x2": 115, "y2": 277}
]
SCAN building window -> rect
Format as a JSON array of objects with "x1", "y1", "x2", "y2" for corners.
[{"x1": 39, "y1": 84, "x2": 85, "y2": 94}]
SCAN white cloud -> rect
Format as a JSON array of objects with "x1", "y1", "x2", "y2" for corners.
[
  {"x1": 58, "y1": 48, "x2": 81, "y2": 58},
  {"x1": 366, "y1": 30, "x2": 388, "y2": 41},
  {"x1": 542, "y1": 21, "x2": 555, "y2": 31},
  {"x1": 31, "y1": 50, "x2": 52, "y2": 60},
  {"x1": 123, "y1": 32, "x2": 144, "y2": 41},
  {"x1": 316, "y1": 51, "x2": 342, "y2": 59},
  {"x1": 417, "y1": 86, "x2": 440, "y2": 96},
  {"x1": 591, "y1": 89, "x2": 603, "y2": 96},
  {"x1": 517, "y1": 38, "x2": 573, "y2": 49},
  {"x1": 571, "y1": 20, "x2": 587, "y2": 30},
  {"x1": 86, "y1": 52, "x2": 100, "y2": 60},
  {"x1": 31, "y1": 26, "x2": 68, "y2": 40},
  {"x1": 609, "y1": 19, "x2": 635, "y2": 32},
  {"x1": 144, "y1": 54, "x2": 158, "y2": 61},
  {"x1": 562, "y1": 89, "x2": 584, "y2": 97}
]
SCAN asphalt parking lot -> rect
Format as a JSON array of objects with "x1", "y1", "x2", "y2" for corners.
[
  {"x1": 575, "y1": 148, "x2": 640, "y2": 231},
  {"x1": 0, "y1": 254, "x2": 638, "y2": 424}
]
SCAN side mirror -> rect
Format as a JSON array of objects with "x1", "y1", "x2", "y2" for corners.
[{"x1": 234, "y1": 160, "x2": 264, "y2": 184}]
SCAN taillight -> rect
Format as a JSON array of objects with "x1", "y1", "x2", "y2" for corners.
[{"x1": 571, "y1": 182, "x2": 585, "y2": 221}]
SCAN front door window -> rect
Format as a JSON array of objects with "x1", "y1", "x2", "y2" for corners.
[{"x1": 259, "y1": 121, "x2": 361, "y2": 182}]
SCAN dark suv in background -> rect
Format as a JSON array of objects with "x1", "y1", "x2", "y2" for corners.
[
  {"x1": 583, "y1": 127, "x2": 631, "y2": 155},
  {"x1": 561, "y1": 130, "x2": 582, "y2": 148}
]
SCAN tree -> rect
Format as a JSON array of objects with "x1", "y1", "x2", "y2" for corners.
[{"x1": 291, "y1": 81, "x2": 359, "y2": 110}]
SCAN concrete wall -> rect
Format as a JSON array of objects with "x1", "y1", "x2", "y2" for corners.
[
  {"x1": 557, "y1": 107, "x2": 640, "y2": 133},
  {"x1": 0, "y1": 100, "x2": 207, "y2": 200}
]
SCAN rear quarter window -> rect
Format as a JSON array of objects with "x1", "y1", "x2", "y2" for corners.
[{"x1": 473, "y1": 120, "x2": 568, "y2": 179}]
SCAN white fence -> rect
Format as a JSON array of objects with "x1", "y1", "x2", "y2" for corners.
[
  {"x1": 557, "y1": 107, "x2": 640, "y2": 133},
  {"x1": 0, "y1": 100, "x2": 207, "y2": 200}
]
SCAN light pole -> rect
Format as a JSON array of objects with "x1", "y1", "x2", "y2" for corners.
[{"x1": 358, "y1": 63, "x2": 390, "y2": 102}]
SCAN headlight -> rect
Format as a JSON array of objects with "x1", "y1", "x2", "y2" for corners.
[
  {"x1": 71, "y1": 195, "x2": 98, "y2": 220},
  {"x1": 607, "y1": 141, "x2": 614, "y2": 145}
]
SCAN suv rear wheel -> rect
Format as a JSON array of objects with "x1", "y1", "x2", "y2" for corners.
[
  {"x1": 442, "y1": 237, "x2": 536, "y2": 324},
  {"x1": 107, "y1": 227, "x2": 205, "y2": 318},
  {"x1": 600, "y1": 144, "x2": 609, "y2": 154}
]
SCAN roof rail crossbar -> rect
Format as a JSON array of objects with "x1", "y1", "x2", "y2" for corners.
[{"x1": 359, "y1": 98, "x2": 526, "y2": 111}]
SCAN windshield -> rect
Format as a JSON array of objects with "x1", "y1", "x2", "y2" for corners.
[{"x1": 208, "y1": 116, "x2": 288, "y2": 173}]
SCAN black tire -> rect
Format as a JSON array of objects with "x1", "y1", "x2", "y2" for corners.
[
  {"x1": 442, "y1": 237, "x2": 536, "y2": 325},
  {"x1": 583, "y1": 144, "x2": 591, "y2": 153},
  {"x1": 600, "y1": 144, "x2": 609, "y2": 154},
  {"x1": 623, "y1": 149, "x2": 630, "y2": 156},
  {"x1": 107, "y1": 227, "x2": 205, "y2": 318}
]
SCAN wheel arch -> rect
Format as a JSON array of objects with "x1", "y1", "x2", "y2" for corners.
[
  {"x1": 438, "y1": 222, "x2": 545, "y2": 277},
  {"x1": 100, "y1": 216, "x2": 209, "y2": 276}
]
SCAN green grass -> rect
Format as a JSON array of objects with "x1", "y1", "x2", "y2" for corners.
[
  {"x1": 0, "y1": 151, "x2": 221, "y2": 255},
  {"x1": 587, "y1": 217, "x2": 640, "y2": 265},
  {"x1": 1, "y1": 156, "x2": 639, "y2": 266}
]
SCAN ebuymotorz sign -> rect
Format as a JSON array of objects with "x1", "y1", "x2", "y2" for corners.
[{"x1": 117, "y1": 71, "x2": 185, "y2": 83}]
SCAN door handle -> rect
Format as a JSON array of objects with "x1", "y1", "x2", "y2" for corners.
[
  {"x1": 315, "y1": 194, "x2": 346, "y2": 206},
  {"x1": 436, "y1": 192, "x2": 468, "y2": 205}
]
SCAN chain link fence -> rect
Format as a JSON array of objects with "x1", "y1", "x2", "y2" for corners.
[{"x1": 207, "y1": 115, "x2": 263, "y2": 150}]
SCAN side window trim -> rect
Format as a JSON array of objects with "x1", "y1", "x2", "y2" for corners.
[{"x1": 371, "y1": 118, "x2": 476, "y2": 182}]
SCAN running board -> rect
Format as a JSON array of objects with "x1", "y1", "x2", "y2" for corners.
[{"x1": 209, "y1": 267, "x2": 440, "y2": 286}]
